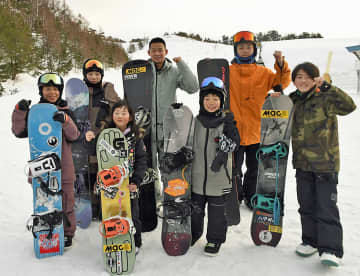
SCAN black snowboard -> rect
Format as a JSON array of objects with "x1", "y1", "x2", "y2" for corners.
[
  {"x1": 197, "y1": 58, "x2": 240, "y2": 226},
  {"x1": 250, "y1": 95, "x2": 294, "y2": 246},
  {"x1": 122, "y1": 59, "x2": 158, "y2": 232}
]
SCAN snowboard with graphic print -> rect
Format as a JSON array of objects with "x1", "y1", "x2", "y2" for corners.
[
  {"x1": 122, "y1": 59, "x2": 158, "y2": 232},
  {"x1": 65, "y1": 78, "x2": 92, "y2": 229},
  {"x1": 97, "y1": 128, "x2": 136, "y2": 275},
  {"x1": 27, "y1": 103, "x2": 64, "y2": 258},
  {"x1": 250, "y1": 95, "x2": 294, "y2": 247},
  {"x1": 159, "y1": 103, "x2": 194, "y2": 256}
]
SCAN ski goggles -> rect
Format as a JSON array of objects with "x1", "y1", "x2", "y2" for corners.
[
  {"x1": 38, "y1": 73, "x2": 63, "y2": 86},
  {"x1": 84, "y1": 59, "x2": 103, "y2": 70},
  {"x1": 200, "y1": 76, "x2": 225, "y2": 90},
  {"x1": 233, "y1": 31, "x2": 256, "y2": 44}
]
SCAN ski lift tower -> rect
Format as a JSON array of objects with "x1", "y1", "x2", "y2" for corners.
[{"x1": 346, "y1": 45, "x2": 360, "y2": 94}]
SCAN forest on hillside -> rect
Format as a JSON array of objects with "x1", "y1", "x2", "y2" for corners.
[{"x1": 0, "y1": 0, "x2": 128, "y2": 92}]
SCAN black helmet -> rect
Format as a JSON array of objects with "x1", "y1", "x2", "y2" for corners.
[
  {"x1": 83, "y1": 59, "x2": 104, "y2": 79},
  {"x1": 199, "y1": 76, "x2": 227, "y2": 110}
]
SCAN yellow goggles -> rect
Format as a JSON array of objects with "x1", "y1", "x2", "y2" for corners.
[
  {"x1": 38, "y1": 73, "x2": 63, "y2": 86},
  {"x1": 84, "y1": 59, "x2": 103, "y2": 70}
]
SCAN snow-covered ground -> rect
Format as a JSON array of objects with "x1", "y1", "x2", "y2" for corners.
[{"x1": 1, "y1": 36, "x2": 360, "y2": 276}]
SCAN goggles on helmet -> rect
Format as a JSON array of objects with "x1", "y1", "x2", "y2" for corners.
[
  {"x1": 201, "y1": 76, "x2": 225, "y2": 90},
  {"x1": 233, "y1": 31, "x2": 256, "y2": 44},
  {"x1": 84, "y1": 59, "x2": 103, "y2": 70},
  {"x1": 38, "y1": 73, "x2": 63, "y2": 86}
]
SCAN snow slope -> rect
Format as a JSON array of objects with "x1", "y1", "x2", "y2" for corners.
[{"x1": 1, "y1": 36, "x2": 360, "y2": 276}]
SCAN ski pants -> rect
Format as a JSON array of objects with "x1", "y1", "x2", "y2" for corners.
[
  {"x1": 191, "y1": 193, "x2": 227, "y2": 244},
  {"x1": 296, "y1": 169, "x2": 343, "y2": 258},
  {"x1": 131, "y1": 198, "x2": 142, "y2": 247},
  {"x1": 89, "y1": 173, "x2": 101, "y2": 218},
  {"x1": 62, "y1": 180, "x2": 76, "y2": 237},
  {"x1": 233, "y1": 143, "x2": 259, "y2": 204}
]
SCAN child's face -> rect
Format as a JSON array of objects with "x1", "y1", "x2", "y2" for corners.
[
  {"x1": 236, "y1": 42, "x2": 254, "y2": 57},
  {"x1": 148, "y1": 42, "x2": 168, "y2": 65},
  {"x1": 42, "y1": 86, "x2": 60, "y2": 103},
  {"x1": 86, "y1": 71, "x2": 102, "y2": 84},
  {"x1": 294, "y1": 69, "x2": 316, "y2": 93},
  {"x1": 113, "y1": 106, "x2": 131, "y2": 131},
  {"x1": 203, "y1": 94, "x2": 221, "y2": 113}
]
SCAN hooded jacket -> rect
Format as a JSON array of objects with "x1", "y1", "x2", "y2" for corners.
[
  {"x1": 289, "y1": 83, "x2": 356, "y2": 172},
  {"x1": 230, "y1": 61, "x2": 291, "y2": 146}
]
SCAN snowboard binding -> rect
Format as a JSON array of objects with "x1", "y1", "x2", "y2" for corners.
[
  {"x1": 95, "y1": 163, "x2": 129, "y2": 198},
  {"x1": 160, "y1": 146, "x2": 194, "y2": 174},
  {"x1": 26, "y1": 209, "x2": 63, "y2": 239},
  {"x1": 99, "y1": 216, "x2": 136, "y2": 238},
  {"x1": 256, "y1": 141, "x2": 288, "y2": 160},
  {"x1": 26, "y1": 153, "x2": 61, "y2": 177},
  {"x1": 157, "y1": 199, "x2": 191, "y2": 225}
]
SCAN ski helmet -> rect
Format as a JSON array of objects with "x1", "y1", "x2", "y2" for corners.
[
  {"x1": 199, "y1": 76, "x2": 227, "y2": 110},
  {"x1": 83, "y1": 59, "x2": 104, "y2": 79},
  {"x1": 37, "y1": 72, "x2": 64, "y2": 96},
  {"x1": 233, "y1": 31, "x2": 257, "y2": 57}
]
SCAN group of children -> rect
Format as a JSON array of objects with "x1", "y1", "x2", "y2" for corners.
[{"x1": 11, "y1": 31, "x2": 356, "y2": 267}]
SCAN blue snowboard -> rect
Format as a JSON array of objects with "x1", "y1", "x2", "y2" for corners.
[
  {"x1": 28, "y1": 103, "x2": 64, "y2": 258},
  {"x1": 65, "y1": 78, "x2": 92, "y2": 229}
]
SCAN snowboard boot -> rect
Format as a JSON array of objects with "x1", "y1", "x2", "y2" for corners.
[
  {"x1": 320, "y1": 252, "x2": 340, "y2": 267},
  {"x1": 204, "y1": 243, "x2": 221, "y2": 256},
  {"x1": 295, "y1": 243, "x2": 318, "y2": 257},
  {"x1": 64, "y1": 236, "x2": 73, "y2": 249}
]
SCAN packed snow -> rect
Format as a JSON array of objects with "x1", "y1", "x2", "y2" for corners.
[{"x1": 1, "y1": 35, "x2": 360, "y2": 276}]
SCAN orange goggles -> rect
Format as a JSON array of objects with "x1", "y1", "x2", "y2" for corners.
[
  {"x1": 84, "y1": 59, "x2": 103, "y2": 70},
  {"x1": 233, "y1": 31, "x2": 256, "y2": 44}
]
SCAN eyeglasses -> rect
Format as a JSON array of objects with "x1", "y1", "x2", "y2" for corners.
[
  {"x1": 233, "y1": 31, "x2": 256, "y2": 44},
  {"x1": 201, "y1": 76, "x2": 225, "y2": 90},
  {"x1": 38, "y1": 73, "x2": 63, "y2": 86},
  {"x1": 84, "y1": 59, "x2": 103, "y2": 70}
]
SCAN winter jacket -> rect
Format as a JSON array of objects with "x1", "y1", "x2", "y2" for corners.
[
  {"x1": 229, "y1": 61, "x2": 291, "y2": 146},
  {"x1": 149, "y1": 58, "x2": 198, "y2": 145},
  {"x1": 191, "y1": 112, "x2": 240, "y2": 197},
  {"x1": 289, "y1": 83, "x2": 356, "y2": 172},
  {"x1": 88, "y1": 82, "x2": 121, "y2": 172},
  {"x1": 11, "y1": 101, "x2": 80, "y2": 183}
]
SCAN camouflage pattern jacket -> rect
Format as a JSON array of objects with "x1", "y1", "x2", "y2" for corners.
[{"x1": 289, "y1": 83, "x2": 356, "y2": 172}]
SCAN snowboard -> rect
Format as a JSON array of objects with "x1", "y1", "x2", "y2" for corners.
[
  {"x1": 65, "y1": 78, "x2": 92, "y2": 229},
  {"x1": 197, "y1": 59, "x2": 240, "y2": 226},
  {"x1": 159, "y1": 103, "x2": 194, "y2": 256},
  {"x1": 250, "y1": 95, "x2": 294, "y2": 247},
  {"x1": 122, "y1": 59, "x2": 158, "y2": 232},
  {"x1": 27, "y1": 103, "x2": 64, "y2": 258},
  {"x1": 97, "y1": 128, "x2": 136, "y2": 275}
]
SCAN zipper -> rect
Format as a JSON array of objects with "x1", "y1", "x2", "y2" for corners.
[{"x1": 202, "y1": 128, "x2": 209, "y2": 196}]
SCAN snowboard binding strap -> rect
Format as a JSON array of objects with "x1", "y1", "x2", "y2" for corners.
[
  {"x1": 157, "y1": 199, "x2": 191, "y2": 224},
  {"x1": 256, "y1": 141, "x2": 288, "y2": 161},
  {"x1": 26, "y1": 210, "x2": 63, "y2": 240},
  {"x1": 26, "y1": 153, "x2": 61, "y2": 177},
  {"x1": 95, "y1": 163, "x2": 129, "y2": 198},
  {"x1": 99, "y1": 216, "x2": 135, "y2": 238},
  {"x1": 36, "y1": 176, "x2": 63, "y2": 196}
]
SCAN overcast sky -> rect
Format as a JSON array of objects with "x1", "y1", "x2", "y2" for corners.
[{"x1": 65, "y1": 0, "x2": 359, "y2": 42}]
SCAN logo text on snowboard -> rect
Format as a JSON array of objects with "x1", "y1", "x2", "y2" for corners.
[
  {"x1": 103, "y1": 243, "x2": 131, "y2": 252},
  {"x1": 261, "y1": 110, "x2": 289, "y2": 118}
]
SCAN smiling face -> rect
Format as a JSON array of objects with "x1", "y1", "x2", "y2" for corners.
[
  {"x1": 236, "y1": 42, "x2": 255, "y2": 57},
  {"x1": 112, "y1": 106, "x2": 131, "y2": 132},
  {"x1": 148, "y1": 42, "x2": 168, "y2": 68},
  {"x1": 86, "y1": 71, "x2": 102, "y2": 84},
  {"x1": 42, "y1": 86, "x2": 60, "y2": 103},
  {"x1": 294, "y1": 69, "x2": 316, "y2": 93},
  {"x1": 203, "y1": 93, "x2": 221, "y2": 113}
]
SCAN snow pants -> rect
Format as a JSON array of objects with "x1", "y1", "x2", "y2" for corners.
[
  {"x1": 191, "y1": 193, "x2": 227, "y2": 244},
  {"x1": 233, "y1": 143, "x2": 259, "y2": 204},
  {"x1": 296, "y1": 169, "x2": 343, "y2": 258},
  {"x1": 62, "y1": 180, "x2": 76, "y2": 237},
  {"x1": 131, "y1": 197, "x2": 142, "y2": 247}
]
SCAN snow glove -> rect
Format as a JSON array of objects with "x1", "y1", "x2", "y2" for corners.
[
  {"x1": 16, "y1": 99, "x2": 31, "y2": 111},
  {"x1": 95, "y1": 99, "x2": 110, "y2": 128},
  {"x1": 53, "y1": 111, "x2": 68, "y2": 124},
  {"x1": 211, "y1": 133, "x2": 237, "y2": 173}
]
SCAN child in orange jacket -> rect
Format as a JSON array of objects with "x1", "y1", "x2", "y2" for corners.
[{"x1": 229, "y1": 31, "x2": 291, "y2": 208}]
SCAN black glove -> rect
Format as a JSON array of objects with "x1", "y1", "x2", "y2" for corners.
[
  {"x1": 53, "y1": 111, "x2": 67, "y2": 124},
  {"x1": 211, "y1": 150, "x2": 228, "y2": 172},
  {"x1": 95, "y1": 100, "x2": 110, "y2": 127},
  {"x1": 217, "y1": 133, "x2": 237, "y2": 153},
  {"x1": 16, "y1": 99, "x2": 31, "y2": 111}
]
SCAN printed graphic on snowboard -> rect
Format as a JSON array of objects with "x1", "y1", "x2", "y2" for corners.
[
  {"x1": 97, "y1": 128, "x2": 136, "y2": 275},
  {"x1": 27, "y1": 103, "x2": 64, "y2": 258},
  {"x1": 251, "y1": 95, "x2": 293, "y2": 247}
]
